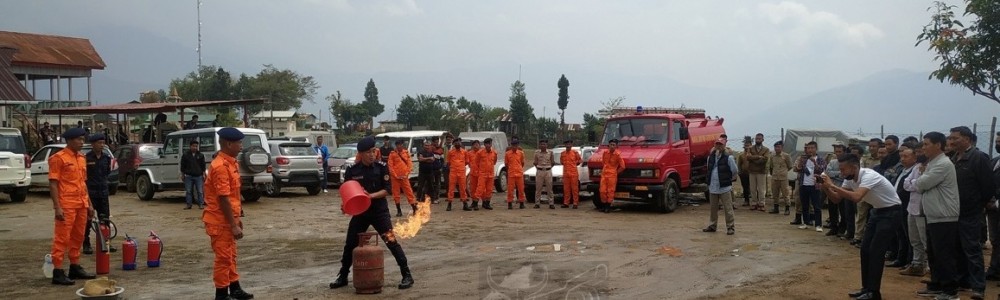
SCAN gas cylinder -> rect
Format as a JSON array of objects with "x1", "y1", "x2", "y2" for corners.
[
  {"x1": 147, "y1": 231, "x2": 162, "y2": 268},
  {"x1": 122, "y1": 235, "x2": 138, "y2": 270},
  {"x1": 352, "y1": 232, "x2": 383, "y2": 294}
]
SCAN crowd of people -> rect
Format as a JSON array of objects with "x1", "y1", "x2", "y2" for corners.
[{"x1": 705, "y1": 128, "x2": 998, "y2": 300}]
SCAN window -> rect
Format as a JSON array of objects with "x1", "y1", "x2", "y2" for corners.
[
  {"x1": 138, "y1": 146, "x2": 161, "y2": 159},
  {"x1": 601, "y1": 118, "x2": 669, "y2": 145},
  {"x1": 672, "y1": 120, "x2": 684, "y2": 142},
  {"x1": 195, "y1": 133, "x2": 214, "y2": 152},
  {"x1": 0, "y1": 134, "x2": 26, "y2": 154},
  {"x1": 31, "y1": 149, "x2": 48, "y2": 163},
  {"x1": 332, "y1": 147, "x2": 356, "y2": 159},
  {"x1": 117, "y1": 147, "x2": 133, "y2": 160},
  {"x1": 279, "y1": 145, "x2": 317, "y2": 156},
  {"x1": 242, "y1": 135, "x2": 263, "y2": 149},
  {"x1": 164, "y1": 137, "x2": 181, "y2": 155}
]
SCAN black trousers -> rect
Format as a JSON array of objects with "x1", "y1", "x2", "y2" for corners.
[
  {"x1": 416, "y1": 172, "x2": 434, "y2": 202},
  {"x1": 739, "y1": 173, "x2": 751, "y2": 202},
  {"x1": 83, "y1": 193, "x2": 110, "y2": 242},
  {"x1": 840, "y1": 199, "x2": 857, "y2": 238},
  {"x1": 859, "y1": 205, "x2": 902, "y2": 294},
  {"x1": 956, "y1": 214, "x2": 986, "y2": 292},
  {"x1": 338, "y1": 200, "x2": 408, "y2": 276},
  {"x1": 430, "y1": 169, "x2": 442, "y2": 200},
  {"x1": 926, "y1": 221, "x2": 962, "y2": 296},
  {"x1": 987, "y1": 209, "x2": 1000, "y2": 276},
  {"x1": 892, "y1": 207, "x2": 911, "y2": 264},
  {"x1": 826, "y1": 193, "x2": 839, "y2": 230}
]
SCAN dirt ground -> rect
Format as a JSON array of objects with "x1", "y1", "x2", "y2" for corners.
[{"x1": 3, "y1": 187, "x2": 1000, "y2": 300}]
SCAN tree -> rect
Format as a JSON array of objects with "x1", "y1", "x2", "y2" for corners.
[
  {"x1": 361, "y1": 79, "x2": 384, "y2": 127},
  {"x1": 508, "y1": 80, "x2": 534, "y2": 136},
  {"x1": 247, "y1": 64, "x2": 319, "y2": 115},
  {"x1": 917, "y1": 0, "x2": 1000, "y2": 103},
  {"x1": 557, "y1": 74, "x2": 570, "y2": 138},
  {"x1": 600, "y1": 96, "x2": 626, "y2": 117},
  {"x1": 396, "y1": 96, "x2": 419, "y2": 130},
  {"x1": 535, "y1": 117, "x2": 560, "y2": 141}
]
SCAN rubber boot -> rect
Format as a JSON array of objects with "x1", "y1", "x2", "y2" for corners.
[
  {"x1": 463, "y1": 202, "x2": 472, "y2": 211},
  {"x1": 51, "y1": 269, "x2": 74, "y2": 285},
  {"x1": 483, "y1": 201, "x2": 493, "y2": 210},
  {"x1": 68, "y1": 264, "x2": 96, "y2": 279},
  {"x1": 82, "y1": 239, "x2": 93, "y2": 255},
  {"x1": 519, "y1": 202, "x2": 525, "y2": 209},
  {"x1": 229, "y1": 280, "x2": 254, "y2": 300},
  {"x1": 395, "y1": 204, "x2": 402, "y2": 217},
  {"x1": 508, "y1": 202, "x2": 513, "y2": 210},
  {"x1": 399, "y1": 266, "x2": 414, "y2": 289},
  {"x1": 471, "y1": 201, "x2": 479, "y2": 211},
  {"x1": 446, "y1": 202, "x2": 453, "y2": 211},
  {"x1": 790, "y1": 213, "x2": 803, "y2": 225},
  {"x1": 769, "y1": 204, "x2": 780, "y2": 214},
  {"x1": 411, "y1": 204, "x2": 418, "y2": 215},
  {"x1": 329, "y1": 272, "x2": 349, "y2": 289},
  {"x1": 215, "y1": 287, "x2": 231, "y2": 300}
]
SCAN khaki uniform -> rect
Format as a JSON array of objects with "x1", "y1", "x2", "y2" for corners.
[
  {"x1": 768, "y1": 152, "x2": 792, "y2": 207},
  {"x1": 746, "y1": 145, "x2": 770, "y2": 208},
  {"x1": 533, "y1": 149, "x2": 555, "y2": 205}
]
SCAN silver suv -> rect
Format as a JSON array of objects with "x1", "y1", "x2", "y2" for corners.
[
  {"x1": 0, "y1": 128, "x2": 29, "y2": 202},
  {"x1": 264, "y1": 141, "x2": 323, "y2": 196},
  {"x1": 134, "y1": 128, "x2": 272, "y2": 202}
]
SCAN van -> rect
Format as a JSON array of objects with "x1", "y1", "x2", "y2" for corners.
[
  {"x1": 458, "y1": 131, "x2": 508, "y2": 192},
  {"x1": 135, "y1": 127, "x2": 273, "y2": 202},
  {"x1": 373, "y1": 130, "x2": 448, "y2": 180}
]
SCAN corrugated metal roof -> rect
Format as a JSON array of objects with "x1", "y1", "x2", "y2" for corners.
[
  {"x1": 0, "y1": 46, "x2": 34, "y2": 101},
  {"x1": 0, "y1": 31, "x2": 106, "y2": 70},
  {"x1": 252, "y1": 110, "x2": 297, "y2": 119},
  {"x1": 40, "y1": 99, "x2": 266, "y2": 114}
]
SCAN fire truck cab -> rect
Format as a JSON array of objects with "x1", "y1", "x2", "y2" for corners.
[{"x1": 586, "y1": 106, "x2": 725, "y2": 213}]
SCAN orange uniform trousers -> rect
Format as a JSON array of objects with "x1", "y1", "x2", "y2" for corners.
[
  {"x1": 391, "y1": 178, "x2": 416, "y2": 205},
  {"x1": 51, "y1": 207, "x2": 88, "y2": 269},
  {"x1": 599, "y1": 175, "x2": 618, "y2": 204},
  {"x1": 447, "y1": 170, "x2": 467, "y2": 202},
  {"x1": 507, "y1": 175, "x2": 526, "y2": 203},
  {"x1": 563, "y1": 175, "x2": 580, "y2": 205},
  {"x1": 477, "y1": 175, "x2": 495, "y2": 200},
  {"x1": 206, "y1": 223, "x2": 240, "y2": 288},
  {"x1": 469, "y1": 174, "x2": 480, "y2": 200}
]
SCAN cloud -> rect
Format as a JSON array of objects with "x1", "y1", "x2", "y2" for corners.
[
  {"x1": 756, "y1": 1, "x2": 883, "y2": 48},
  {"x1": 373, "y1": 0, "x2": 422, "y2": 16}
]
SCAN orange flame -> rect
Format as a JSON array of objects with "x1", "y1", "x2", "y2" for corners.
[{"x1": 393, "y1": 197, "x2": 432, "y2": 239}]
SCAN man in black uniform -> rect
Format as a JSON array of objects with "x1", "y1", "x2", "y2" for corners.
[
  {"x1": 82, "y1": 134, "x2": 116, "y2": 254},
  {"x1": 379, "y1": 135, "x2": 393, "y2": 164},
  {"x1": 330, "y1": 136, "x2": 414, "y2": 290}
]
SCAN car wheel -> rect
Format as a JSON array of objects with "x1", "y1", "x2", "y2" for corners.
[
  {"x1": 9, "y1": 187, "x2": 27, "y2": 203},
  {"x1": 306, "y1": 184, "x2": 321, "y2": 195},
  {"x1": 126, "y1": 173, "x2": 137, "y2": 192},
  {"x1": 241, "y1": 189, "x2": 262, "y2": 202},
  {"x1": 655, "y1": 178, "x2": 680, "y2": 213},
  {"x1": 136, "y1": 174, "x2": 155, "y2": 201},
  {"x1": 264, "y1": 183, "x2": 281, "y2": 197},
  {"x1": 495, "y1": 169, "x2": 508, "y2": 193}
]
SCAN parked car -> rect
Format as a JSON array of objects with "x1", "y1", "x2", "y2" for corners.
[
  {"x1": 523, "y1": 146, "x2": 597, "y2": 202},
  {"x1": 113, "y1": 143, "x2": 162, "y2": 192},
  {"x1": 326, "y1": 143, "x2": 357, "y2": 185},
  {"x1": 30, "y1": 144, "x2": 119, "y2": 195},
  {"x1": 0, "y1": 128, "x2": 30, "y2": 202},
  {"x1": 265, "y1": 141, "x2": 323, "y2": 196},
  {"x1": 134, "y1": 128, "x2": 272, "y2": 202}
]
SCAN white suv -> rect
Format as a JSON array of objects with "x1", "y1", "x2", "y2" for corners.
[
  {"x1": 0, "y1": 128, "x2": 29, "y2": 202},
  {"x1": 134, "y1": 128, "x2": 272, "y2": 202}
]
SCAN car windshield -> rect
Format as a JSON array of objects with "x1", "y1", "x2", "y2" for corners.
[
  {"x1": 138, "y1": 146, "x2": 161, "y2": 159},
  {"x1": 0, "y1": 134, "x2": 26, "y2": 154},
  {"x1": 601, "y1": 118, "x2": 669, "y2": 145},
  {"x1": 332, "y1": 147, "x2": 356, "y2": 159},
  {"x1": 280, "y1": 145, "x2": 317, "y2": 156}
]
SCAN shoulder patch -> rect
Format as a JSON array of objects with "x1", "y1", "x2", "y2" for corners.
[{"x1": 384, "y1": 174, "x2": 390, "y2": 181}]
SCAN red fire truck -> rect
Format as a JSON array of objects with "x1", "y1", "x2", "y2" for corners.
[{"x1": 586, "y1": 106, "x2": 726, "y2": 213}]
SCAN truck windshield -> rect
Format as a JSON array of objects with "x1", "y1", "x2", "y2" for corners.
[{"x1": 601, "y1": 118, "x2": 669, "y2": 145}]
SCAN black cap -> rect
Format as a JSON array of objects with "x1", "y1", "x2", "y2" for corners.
[
  {"x1": 483, "y1": 138, "x2": 493, "y2": 144},
  {"x1": 62, "y1": 128, "x2": 86, "y2": 139},
  {"x1": 394, "y1": 139, "x2": 404, "y2": 145},
  {"x1": 511, "y1": 137, "x2": 520, "y2": 145},
  {"x1": 538, "y1": 139, "x2": 548, "y2": 143},
  {"x1": 452, "y1": 137, "x2": 462, "y2": 143},
  {"x1": 563, "y1": 139, "x2": 573, "y2": 144},
  {"x1": 218, "y1": 127, "x2": 245, "y2": 141},
  {"x1": 773, "y1": 141, "x2": 783, "y2": 146},
  {"x1": 190, "y1": 140, "x2": 200, "y2": 146},
  {"x1": 357, "y1": 136, "x2": 376, "y2": 151},
  {"x1": 87, "y1": 133, "x2": 106, "y2": 143},
  {"x1": 609, "y1": 139, "x2": 619, "y2": 144}
]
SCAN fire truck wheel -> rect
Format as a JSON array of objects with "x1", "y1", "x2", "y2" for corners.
[{"x1": 656, "y1": 178, "x2": 679, "y2": 213}]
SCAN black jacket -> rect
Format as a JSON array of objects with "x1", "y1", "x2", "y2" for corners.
[
  {"x1": 181, "y1": 151, "x2": 206, "y2": 176},
  {"x1": 951, "y1": 147, "x2": 996, "y2": 218}
]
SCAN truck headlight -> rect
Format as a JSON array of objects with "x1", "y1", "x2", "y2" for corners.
[
  {"x1": 639, "y1": 169, "x2": 655, "y2": 178},
  {"x1": 592, "y1": 169, "x2": 602, "y2": 176}
]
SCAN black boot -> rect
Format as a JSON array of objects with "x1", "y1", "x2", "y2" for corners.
[
  {"x1": 784, "y1": 205, "x2": 790, "y2": 215},
  {"x1": 790, "y1": 213, "x2": 803, "y2": 225},
  {"x1": 215, "y1": 287, "x2": 230, "y2": 300},
  {"x1": 446, "y1": 202, "x2": 452, "y2": 211},
  {"x1": 68, "y1": 264, "x2": 96, "y2": 279},
  {"x1": 229, "y1": 280, "x2": 254, "y2": 300},
  {"x1": 769, "y1": 204, "x2": 779, "y2": 214},
  {"x1": 82, "y1": 239, "x2": 93, "y2": 255},
  {"x1": 329, "y1": 272, "x2": 349, "y2": 289},
  {"x1": 411, "y1": 204, "x2": 418, "y2": 215},
  {"x1": 519, "y1": 202, "x2": 525, "y2": 209},
  {"x1": 508, "y1": 202, "x2": 513, "y2": 209},
  {"x1": 483, "y1": 201, "x2": 493, "y2": 210},
  {"x1": 463, "y1": 202, "x2": 472, "y2": 211},
  {"x1": 396, "y1": 204, "x2": 403, "y2": 217},
  {"x1": 399, "y1": 266, "x2": 414, "y2": 289},
  {"x1": 549, "y1": 204, "x2": 556, "y2": 209},
  {"x1": 471, "y1": 201, "x2": 479, "y2": 211},
  {"x1": 51, "y1": 268, "x2": 74, "y2": 285}
]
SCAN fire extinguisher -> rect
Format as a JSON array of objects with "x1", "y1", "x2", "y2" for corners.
[
  {"x1": 122, "y1": 234, "x2": 138, "y2": 271},
  {"x1": 92, "y1": 218, "x2": 109, "y2": 275},
  {"x1": 147, "y1": 231, "x2": 163, "y2": 268}
]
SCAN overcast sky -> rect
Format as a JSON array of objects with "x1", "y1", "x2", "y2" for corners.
[{"x1": 1, "y1": 0, "x2": 963, "y2": 123}]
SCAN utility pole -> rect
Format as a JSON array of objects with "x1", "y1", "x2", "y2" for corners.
[{"x1": 197, "y1": 0, "x2": 203, "y2": 69}]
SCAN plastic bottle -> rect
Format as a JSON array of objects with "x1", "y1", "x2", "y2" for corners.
[{"x1": 42, "y1": 254, "x2": 53, "y2": 278}]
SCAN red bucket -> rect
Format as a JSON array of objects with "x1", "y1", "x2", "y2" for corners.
[{"x1": 340, "y1": 180, "x2": 371, "y2": 215}]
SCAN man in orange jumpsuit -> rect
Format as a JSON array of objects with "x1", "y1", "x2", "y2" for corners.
[
  {"x1": 203, "y1": 128, "x2": 254, "y2": 300},
  {"x1": 600, "y1": 139, "x2": 626, "y2": 213},
  {"x1": 445, "y1": 138, "x2": 468, "y2": 211},
  {"x1": 466, "y1": 140, "x2": 481, "y2": 210},
  {"x1": 505, "y1": 137, "x2": 527, "y2": 209},
  {"x1": 48, "y1": 128, "x2": 97, "y2": 285},
  {"x1": 475, "y1": 138, "x2": 498, "y2": 210},
  {"x1": 561, "y1": 140, "x2": 583, "y2": 209},
  {"x1": 388, "y1": 139, "x2": 417, "y2": 217}
]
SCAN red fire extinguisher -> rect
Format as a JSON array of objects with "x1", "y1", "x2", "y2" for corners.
[
  {"x1": 122, "y1": 235, "x2": 138, "y2": 270},
  {"x1": 92, "y1": 218, "x2": 109, "y2": 275},
  {"x1": 147, "y1": 231, "x2": 162, "y2": 268}
]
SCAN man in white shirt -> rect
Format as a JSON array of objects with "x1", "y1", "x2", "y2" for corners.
[{"x1": 820, "y1": 153, "x2": 903, "y2": 300}]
